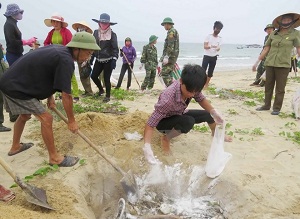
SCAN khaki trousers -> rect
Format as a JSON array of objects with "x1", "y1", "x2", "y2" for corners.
[{"x1": 264, "y1": 66, "x2": 289, "y2": 111}]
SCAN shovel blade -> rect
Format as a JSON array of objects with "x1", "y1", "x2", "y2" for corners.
[
  {"x1": 16, "y1": 177, "x2": 54, "y2": 210},
  {"x1": 120, "y1": 170, "x2": 139, "y2": 204}
]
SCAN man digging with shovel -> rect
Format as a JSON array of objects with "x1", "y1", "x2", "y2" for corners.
[{"x1": 0, "y1": 32, "x2": 100, "y2": 167}]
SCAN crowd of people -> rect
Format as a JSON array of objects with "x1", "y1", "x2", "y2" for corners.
[{"x1": 0, "y1": 2, "x2": 300, "y2": 205}]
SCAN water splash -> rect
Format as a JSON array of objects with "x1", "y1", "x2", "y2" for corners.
[{"x1": 130, "y1": 163, "x2": 225, "y2": 218}]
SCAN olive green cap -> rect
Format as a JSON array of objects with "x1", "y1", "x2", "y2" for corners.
[
  {"x1": 264, "y1": 24, "x2": 275, "y2": 31},
  {"x1": 149, "y1": 35, "x2": 158, "y2": 44},
  {"x1": 161, "y1": 17, "x2": 174, "y2": 26},
  {"x1": 66, "y1": 32, "x2": 100, "y2": 50}
]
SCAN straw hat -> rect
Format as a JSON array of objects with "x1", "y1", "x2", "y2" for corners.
[
  {"x1": 272, "y1": 12, "x2": 300, "y2": 29},
  {"x1": 72, "y1": 21, "x2": 93, "y2": 34},
  {"x1": 44, "y1": 13, "x2": 68, "y2": 28}
]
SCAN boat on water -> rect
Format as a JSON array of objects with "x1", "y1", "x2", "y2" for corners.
[{"x1": 236, "y1": 44, "x2": 262, "y2": 49}]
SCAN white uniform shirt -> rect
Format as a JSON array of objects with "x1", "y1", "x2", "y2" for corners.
[{"x1": 203, "y1": 34, "x2": 222, "y2": 57}]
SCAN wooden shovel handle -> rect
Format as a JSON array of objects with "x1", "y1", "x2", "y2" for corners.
[
  {"x1": 52, "y1": 108, "x2": 126, "y2": 176},
  {"x1": 0, "y1": 155, "x2": 17, "y2": 181}
]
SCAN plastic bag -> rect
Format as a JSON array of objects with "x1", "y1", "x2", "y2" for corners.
[
  {"x1": 205, "y1": 122, "x2": 232, "y2": 178},
  {"x1": 292, "y1": 88, "x2": 300, "y2": 119},
  {"x1": 124, "y1": 131, "x2": 143, "y2": 141},
  {"x1": 259, "y1": 71, "x2": 266, "y2": 81}
]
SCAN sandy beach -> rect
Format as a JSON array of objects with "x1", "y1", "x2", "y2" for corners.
[{"x1": 0, "y1": 68, "x2": 300, "y2": 219}]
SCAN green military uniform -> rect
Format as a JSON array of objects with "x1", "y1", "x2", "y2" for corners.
[
  {"x1": 141, "y1": 35, "x2": 158, "y2": 90},
  {"x1": 160, "y1": 17, "x2": 179, "y2": 87},
  {"x1": 253, "y1": 24, "x2": 275, "y2": 86},
  {"x1": 263, "y1": 27, "x2": 300, "y2": 112}
]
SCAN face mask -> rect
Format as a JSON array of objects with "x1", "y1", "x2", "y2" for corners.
[
  {"x1": 13, "y1": 12, "x2": 23, "y2": 20},
  {"x1": 99, "y1": 23, "x2": 110, "y2": 30}
]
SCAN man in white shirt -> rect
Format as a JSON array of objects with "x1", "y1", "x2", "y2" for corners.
[{"x1": 202, "y1": 21, "x2": 223, "y2": 87}]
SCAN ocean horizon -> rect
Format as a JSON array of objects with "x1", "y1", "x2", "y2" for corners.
[{"x1": 0, "y1": 39, "x2": 262, "y2": 77}]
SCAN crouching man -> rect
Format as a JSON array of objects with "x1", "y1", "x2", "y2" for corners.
[{"x1": 143, "y1": 64, "x2": 232, "y2": 164}]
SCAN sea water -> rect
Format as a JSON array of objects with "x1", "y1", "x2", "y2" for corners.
[{"x1": 0, "y1": 39, "x2": 262, "y2": 77}]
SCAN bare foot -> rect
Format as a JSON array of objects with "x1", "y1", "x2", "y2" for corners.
[
  {"x1": 225, "y1": 135, "x2": 233, "y2": 142},
  {"x1": 161, "y1": 135, "x2": 172, "y2": 155}
]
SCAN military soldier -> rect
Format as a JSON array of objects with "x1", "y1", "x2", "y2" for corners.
[
  {"x1": 140, "y1": 35, "x2": 159, "y2": 90},
  {"x1": 250, "y1": 24, "x2": 275, "y2": 87},
  {"x1": 160, "y1": 17, "x2": 179, "y2": 87}
]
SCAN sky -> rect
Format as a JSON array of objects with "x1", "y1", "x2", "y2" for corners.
[{"x1": 1, "y1": 0, "x2": 300, "y2": 45}]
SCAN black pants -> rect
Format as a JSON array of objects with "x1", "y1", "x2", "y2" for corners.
[
  {"x1": 91, "y1": 60, "x2": 113, "y2": 98},
  {"x1": 202, "y1": 55, "x2": 217, "y2": 77},
  {"x1": 116, "y1": 63, "x2": 133, "y2": 89},
  {"x1": 156, "y1": 110, "x2": 214, "y2": 134}
]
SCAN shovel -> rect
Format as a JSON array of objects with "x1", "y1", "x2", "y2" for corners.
[
  {"x1": 52, "y1": 107, "x2": 139, "y2": 203},
  {"x1": 119, "y1": 48, "x2": 141, "y2": 89},
  {"x1": 0, "y1": 155, "x2": 54, "y2": 210}
]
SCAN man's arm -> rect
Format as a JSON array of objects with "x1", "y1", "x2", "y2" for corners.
[
  {"x1": 198, "y1": 98, "x2": 214, "y2": 112},
  {"x1": 61, "y1": 91, "x2": 78, "y2": 133},
  {"x1": 144, "y1": 124, "x2": 154, "y2": 144}
]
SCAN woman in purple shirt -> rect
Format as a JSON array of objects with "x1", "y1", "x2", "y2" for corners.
[{"x1": 115, "y1": 37, "x2": 136, "y2": 90}]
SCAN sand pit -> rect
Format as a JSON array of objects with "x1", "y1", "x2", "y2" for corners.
[{"x1": 1, "y1": 70, "x2": 300, "y2": 218}]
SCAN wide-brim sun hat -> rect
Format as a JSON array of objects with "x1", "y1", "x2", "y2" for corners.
[
  {"x1": 44, "y1": 13, "x2": 68, "y2": 28},
  {"x1": 149, "y1": 35, "x2": 158, "y2": 44},
  {"x1": 92, "y1": 13, "x2": 117, "y2": 25},
  {"x1": 4, "y1": 3, "x2": 24, "y2": 17},
  {"x1": 272, "y1": 12, "x2": 300, "y2": 29},
  {"x1": 66, "y1": 32, "x2": 100, "y2": 50},
  {"x1": 72, "y1": 21, "x2": 93, "y2": 34},
  {"x1": 161, "y1": 17, "x2": 174, "y2": 26}
]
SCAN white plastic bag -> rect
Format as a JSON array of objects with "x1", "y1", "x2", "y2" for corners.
[
  {"x1": 292, "y1": 88, "x2": 300, "y2": 119},
  {"x1": 124, "y1": 131, "x2": 143, "y2": 141},
  {"x1": 205, "y1": 122, "x2": 232, "y2": 178},
  {"x1": 259, "y1": 71, "x2": 266, "y2": 81}
]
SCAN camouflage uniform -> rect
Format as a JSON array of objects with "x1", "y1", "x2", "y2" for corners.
[
  {"x1": 140, "y1": 44, "x2": 158, "y2": 90},
  {"x1": 160, "y1": 27, "x2": 179, "y2": 87}
]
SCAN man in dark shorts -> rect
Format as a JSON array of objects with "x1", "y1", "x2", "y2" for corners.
[
  {"x1": 143, "y1": 64, "x2": 232, "y2": 164},
  {"x1": 0, "y1": 32, "x2": 100, "y2": 167}
]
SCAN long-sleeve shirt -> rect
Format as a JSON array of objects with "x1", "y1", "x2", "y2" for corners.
[
  {"x1": 160, "y1": 27, "x2": 179, "y2": 62},
  {"x1": 121, "y1": 45, "x2": 136, "y2": 64},
  {"x1": 140, "y1": 44, "x2": 158, "y2": 70},
  {"x1": 44, "y1": 28, "x2": 73, "y2": 46},
  {"x1": 4, "y1": 17, "x2": 23, "y2": 55},
  {"x1": 147, "y1": 80, "x2": 205, "y2": 127}
]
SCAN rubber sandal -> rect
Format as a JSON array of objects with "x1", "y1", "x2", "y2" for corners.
[
  {"x1": 50, "y1": 155, "x2": 79, "y2": 167},
  {"x1": 8, "y1": 142, "x2": 34, "y2": 156},
  {"x1": 0, "y1": 185, "x2": 15, "y2": 202},
  {"x1": 0, "y1": 126, "x2": 11, "y2": 132},
  {"x1": 256, "y1": 106, "x2": 270, "y2": 111},
  {"x1": 271, "y1": 111, "x2": 280, "y2": 115},
  {"x1": 103, "y1": 97, "x2": 110, "y2": 103}
]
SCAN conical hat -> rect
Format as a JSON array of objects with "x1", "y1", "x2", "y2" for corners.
[
  {"x1": 272, "y1": 12, "x2": 300, "y2": 29},
  {"x1": 72, "y1": 21, "x2": 93, "y2": 34}
]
